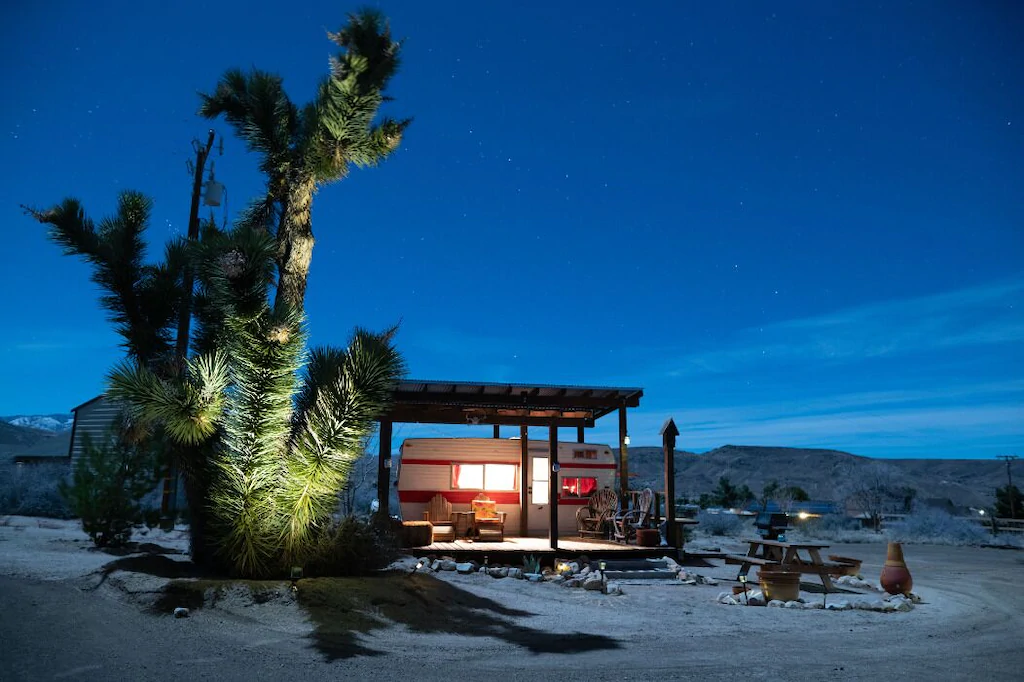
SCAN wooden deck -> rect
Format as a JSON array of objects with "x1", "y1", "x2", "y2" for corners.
[{"x1": 408, "y1": 535, "x2": 675, "y2": 564}]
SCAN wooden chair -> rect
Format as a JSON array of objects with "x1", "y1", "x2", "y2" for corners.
[
  {"x1": 471, "y1": 493, "x2": 507, "y2": 542},
  {"x1": 612, "y1": 487, "x2": 654, "y2": 544},
  {"x1": 576, "y1": 488, "x2": 618, "y2": 538},
  {"x1": 423, "y1": 494, "x2": 456, "y2": 543}
]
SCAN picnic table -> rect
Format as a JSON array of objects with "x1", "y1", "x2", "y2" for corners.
[{"x1": 724, "y1": 538, "x2": 847, "y2": 592}]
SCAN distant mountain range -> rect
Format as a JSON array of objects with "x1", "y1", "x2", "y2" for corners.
[
  {"x1": 2, "y1": 414, "x2": 74, "y2": 433},
  {"x1": 0, "y1": 414, "x2": 1010, "y2": 510},
  {"x1": 621, "y1": 445, "x2": 1008, "y2": 510}
]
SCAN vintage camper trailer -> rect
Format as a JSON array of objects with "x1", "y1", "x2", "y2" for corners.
[{"x1": 396, "y1": 438, "x2": 617, "y2": 536}]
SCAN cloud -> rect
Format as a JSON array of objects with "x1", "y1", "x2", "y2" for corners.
[{"x1": 667, "y1": 277, "x2": 1024, "y2": 377}]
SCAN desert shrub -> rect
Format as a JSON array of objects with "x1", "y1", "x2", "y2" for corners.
[
  {"x1": 0, "y1": 462, "x2": 73, "y2": 518},
  {"x1": 304, "y1": 516, "x2": 398, "y2": 577},
  {"x1": 887, "y1": 508, "x2": 990, "y2": 546},
  {"x1": 794, "y1": 514, "x2": 880, "y2": 544},
  {"x1": 59, "y1": 433, "x2": 159, "y2": 548},
  {"x1": 696, "y1": 510, "x2": 746, "y2": 536}
]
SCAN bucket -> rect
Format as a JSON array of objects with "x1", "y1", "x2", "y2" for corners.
[{"x1": 758, "y1": 569, "x2": 801, "y2": 602}]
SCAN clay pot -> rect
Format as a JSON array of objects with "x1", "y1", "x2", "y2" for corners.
[
  {"x1": 758, "y1": 569, "x2": 801, "y2": 602},
  {"x1": 880, "y1": 542, "x2": 913, "y2": 595},
  {"x1": 636, "y1": 528, "x2": 661, "y2": 547}
]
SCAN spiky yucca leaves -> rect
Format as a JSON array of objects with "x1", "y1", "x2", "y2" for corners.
[
  {"x1": 198, "y1": 8, "x2": 410, "y2": 311},
  {"x1": 24, "y1": 192, "x2": 185, "y2": 367},
  {"x1": 108, "y1": 224, "x2": 404, "y2": 577},
  {"x1": 280, "y1": 327, "x2": 406, "y2": 564}
]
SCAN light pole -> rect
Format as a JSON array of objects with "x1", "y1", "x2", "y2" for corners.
[
  {"x1": 997, "y1": 455, "x2": 1019, "y2": 519},
  {"x1": 159, "y1": 130, "x2": 223, "y2": 529}
]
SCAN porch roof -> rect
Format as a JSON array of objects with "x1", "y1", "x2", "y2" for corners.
[{"x1": 381, "y1": 379, "x2": 643, "y2": 428}]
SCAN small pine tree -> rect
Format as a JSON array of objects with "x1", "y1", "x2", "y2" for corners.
[{"x1": 59, "y1": 431, "x2": 159, "y2": 547}]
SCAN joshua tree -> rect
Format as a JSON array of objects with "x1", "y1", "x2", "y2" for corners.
[
  {"x1": 107, "y1": 224, "x2": 405, "y2": 576},
  {"x1": 29, "y1": 194, "x2": 404, "y2": 576},
  {"x1": 198, "y1": 9, "x2": 410, "y2": 310}
]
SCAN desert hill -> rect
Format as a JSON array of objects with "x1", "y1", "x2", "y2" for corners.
[{"x1": 621, "y1": 444, "x2": 1007, "y2": 510}]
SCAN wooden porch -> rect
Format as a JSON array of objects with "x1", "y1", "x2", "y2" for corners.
[{"x1": 407, "y1": 534, "x2": 674, "y2": 564}]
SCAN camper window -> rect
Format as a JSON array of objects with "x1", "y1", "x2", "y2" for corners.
[
  {"x1": 452, "y1": 463, "x2": 518, "y2": 491},
  {"x1": 561, "y1": 477, "x2": 597, "y2": 498}
]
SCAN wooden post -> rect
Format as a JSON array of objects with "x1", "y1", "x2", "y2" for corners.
[
  {"x1": 493, "y1": 425, "x2": 500, "y2": 439},
  {"x1": 520, "y1": 425, "x2": 529, "y2": 537},
  {"x1": 377, "y1": 419, "x2": 393, "y2": 520},
  {"x1": 577, "y1": 425, "x2": 585, "y2": 443},
  {"x1": 548, "y1": 422, "x2": 559, "y2": 550},
  {"x1": 162, "y1": 130, "x2": 217, "y2": 529},
  {"x1": 618, "y1": 404, "x2": 629, "y2": 505},
  {"x1": 661, "y1": 418, "x2": 680, "y2": 550}
]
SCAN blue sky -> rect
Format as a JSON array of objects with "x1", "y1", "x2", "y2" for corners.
[{"x1": 2, "y1": 2, "x2": 1021, "y2": 458}]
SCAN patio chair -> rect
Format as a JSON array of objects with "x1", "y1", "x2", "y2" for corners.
[
  {"x1": 423, "y1": 494, "x2": 456, "y2": 543},
  {"x1": 576, "y1": 488, "x2": 618, "y2": 538},
  {"x1": 471, "y1": 493, "x2": 507, "y2": 542},
  {"x1": 612, "y1": 487, "x2": 654, "y2": 544}
]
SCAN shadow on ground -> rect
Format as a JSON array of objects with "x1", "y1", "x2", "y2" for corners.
[{"x1": 295, "y1": 571, "x2": 622, "y2": 660}]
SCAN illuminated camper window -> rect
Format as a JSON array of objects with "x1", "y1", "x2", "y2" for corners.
[
  {"x1": 451, "y1": 463, "x2": 518, "y2": 491},
  {"x1": 561, "y1": 477, "x2": 597, "y2": 498}
]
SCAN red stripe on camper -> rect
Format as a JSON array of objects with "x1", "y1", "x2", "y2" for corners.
[
  {"x1": 400, "y1": 458, "x2": 519, "y2": 466},
  {"x1": 397, "y1": 490, "x2": 521, "y2": 504},
  {"x1": 560, "y1": 463, "x2": 616, "y2": 470}
]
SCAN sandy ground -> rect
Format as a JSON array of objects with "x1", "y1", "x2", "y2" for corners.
[{"x1": 1, "y1": 516, "x2": 1022, "y2": 681}]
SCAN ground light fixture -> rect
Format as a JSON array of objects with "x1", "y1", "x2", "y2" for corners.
[
  {"x1": 739, "y1": 574, "x2": 749, "y2": 605},
  {"x1": 290, "y1": 566, "x2": 303, "y2": 592},
  {"x1": 408, "y1": 559, "x2": 425, "y2": 577},
  {"x1": 599, "y1": 560, "x2": 607, "y2": 581}
]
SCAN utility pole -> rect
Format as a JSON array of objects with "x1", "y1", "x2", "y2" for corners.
[
  {"x1": 159, "y1": 130, "x2": 218, "y2": 529},
  {"x1": 997, "y1": 455, "x2": 1020, "y2": 519}
]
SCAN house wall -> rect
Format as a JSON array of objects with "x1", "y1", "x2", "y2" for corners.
[{"x1": 69, "y1": 397, "x2": 123, "y2": 471}]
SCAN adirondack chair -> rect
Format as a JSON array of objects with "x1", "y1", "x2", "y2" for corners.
[
  {"x1": 612, "y1": 487, "x2": 654, "y2": 544},
  {"x1": 423, "y1": 494, "x2": 456, "y2": 543},
  {"x1": 577, "y1": 488, "x2": 618, "y2": 538},
  {"x1": 471, "y1": 493, "x2": 507, "y2": 541}
]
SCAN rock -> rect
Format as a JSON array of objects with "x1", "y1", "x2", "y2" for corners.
[
  {"x1": 579, "y1": 565, "x2": 591, "y2": 576},
  {"x1": 567, "y1": 561, "x2": 580, "y2": 574},
  {"x1": 825, "y1": 600, "x2": 851, "y2": 611},
  {"x1": 747, "y1": 594, "x2": 766, "y2": 607},
  {"x1": 507, "y1": 567, "x2": 523, "y2": 580},
  {"x1": 455, "y1": 562, "x2": 475, "y2": 574},
  {"x1": 525, "y1": 572, "x2": 543, "y2": 582},
  {"x1": 766, "y1": 600, "x2": 786, "y2": 608},
  {"x1": 606, "y1": 582, "x2": 624, "y2": 596},
  {"x1": 439, "y1": 560, "x2": 457, "y2": 572},
  {"x1": 563, "y1": 578, "x2": 581, "y2": 588},
  {"x1": 582, "y1": 575, "x2": 605, "y2": 591},
  {"x1": 549, "y1": 574, "x2": 565, "y2": 584},
  {"x1": 478, "y1": 567, "x2": 488, "y2": 574},
  {"x1": 806, "y1": 601, "x2": 825, "y2": 609},
  {"x1": 784, "y1": 600, "x2": 804, "y2": 609},
  {"x1": 430, "y1": 560, "x2": 442, "y2": 572},
  {"x1": 885, "y1": 595, "x2": 914, "y2": 612},
  {"x1": 718, "y1": 594, "x2": 739, "y2": 606},
  {"x1": 682, "y1": 579, "x2": 698, "y2": 585},
  {"x1": 173, "y1": 607, "x2": 189, "y2": 619},
  {"x1": 487, "y1": 567, "x2": 508, "y2": 578}
]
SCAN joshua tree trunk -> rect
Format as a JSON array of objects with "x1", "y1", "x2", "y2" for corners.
[{"x1": 275, "y1": 175, "x2": 317, "y2": 311}]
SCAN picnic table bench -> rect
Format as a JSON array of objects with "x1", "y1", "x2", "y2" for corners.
[{"x1": 726, "y1": 538, "x2": 850, "y2": 592}]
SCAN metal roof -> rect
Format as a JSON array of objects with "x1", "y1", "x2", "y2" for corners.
[{"x1": 382, "y1": 379, "x2": 644, "y2": 428}]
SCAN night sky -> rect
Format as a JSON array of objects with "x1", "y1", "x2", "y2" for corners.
[{"x1": 2, "y1": 2, "x2": 1021, "y2": 457}]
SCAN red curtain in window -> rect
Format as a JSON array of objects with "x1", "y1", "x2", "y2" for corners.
[
  {"x1": 452, "y1": 464, "x2": 462, "y2": 489},
  {"x1": 578, "y1": 477, "x2": 597, "y2": 496}
]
